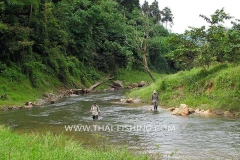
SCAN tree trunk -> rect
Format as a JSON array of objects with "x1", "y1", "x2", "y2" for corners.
[
  {"x1": 87, "y1": 81, "x2": 103, "y2": 93},
  {"x1": 143, "y1": 51, "x2": 155, "y2": 82},
  {"x1": 29, "y1": 4, "x2": 33, "y2": 25},
  {"x1": 125, "y1": 8, "x2": 156, "y2": 82},
  {"x1": 142, "y1": 14, "x2": 155, "y2": 83}
]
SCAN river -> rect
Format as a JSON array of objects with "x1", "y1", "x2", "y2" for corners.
[{"x1": 0, "y1": 90, "x2": 240, "y2": 159}]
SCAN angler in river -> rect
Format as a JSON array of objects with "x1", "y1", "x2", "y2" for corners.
[
  {"x1": 90, "y1": 102, "x2": 101, "y2": 120},
  {"x1": 151, "y1": 90, "x2": 159, "y2": 111}
]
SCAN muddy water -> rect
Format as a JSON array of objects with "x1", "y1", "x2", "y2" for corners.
[{"x1": 0, "y1": 90, "x2": 239, "y2": 159}]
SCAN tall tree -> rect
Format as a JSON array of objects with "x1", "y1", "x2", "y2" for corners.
[
  {"x1": 141, "y1": 0, "x2": 149, "y2": 14},
  {"x1": 149, "y1": 0, "x2": 161, "y2": 24},
  {"x1": 126, "y1": 8, "x2": 156, "y2": 82},
  {"x1": 161, "y1": 7, "x2": 174, "y2": 29}
]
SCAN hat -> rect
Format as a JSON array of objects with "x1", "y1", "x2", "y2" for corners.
[
  {"x1": 94, "y1": 102, "x2": 96, "y2": 104},
  {"x1": 153, "y1": 90, "x2": 156, "y2": 93}
]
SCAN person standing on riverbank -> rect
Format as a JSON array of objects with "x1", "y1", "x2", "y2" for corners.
[
  {"x1": 90, "y1": 102, "x2": 101, "y2": 120},
  {"x1": 152, "y1": 90, "x2": 159, "y2": 110}
]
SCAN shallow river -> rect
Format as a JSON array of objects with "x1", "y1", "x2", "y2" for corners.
[{"x1": 0, "y1": 90, "x2": 240, "y2": 159}]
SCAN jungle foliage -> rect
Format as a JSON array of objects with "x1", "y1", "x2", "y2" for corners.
[
  {"x1": 0, "y1": 0, "x2": 240, "y2": 108},
  {"x1": 0, "y1": 0, "x2": 172, "y2": 89}
]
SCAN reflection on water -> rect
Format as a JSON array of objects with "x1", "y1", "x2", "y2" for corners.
[{"x1": 0, "y1": 90, "x2": 240, "y2": 159}]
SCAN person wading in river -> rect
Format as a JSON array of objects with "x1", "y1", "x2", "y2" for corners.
[
  {"x1": 90, "y1": 102, "x2": 101, "y2": 120},
  {"x1": 152, "y1": 90, "x2": 159, "y2": 111}
]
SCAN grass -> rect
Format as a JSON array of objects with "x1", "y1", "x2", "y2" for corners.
[
  {"x1": 0, "y1": 126, "x2": 154, "y2": 160},
  {"x1": 0, "y1": 76, "x2": 39, "y2": 107},
  {"x1": 127, "y1": 63, "x2": 240, "y2": 113},
  {"x1": 116, "y1": 68, "x2": 165, "y2": 87},
  {"x1": 0, "y1": 73, "x2": 62, "y2": 108}
]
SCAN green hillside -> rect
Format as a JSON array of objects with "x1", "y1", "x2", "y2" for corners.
[{"x1": 128, "y1": 63, "x2": 240, "y2": 114}]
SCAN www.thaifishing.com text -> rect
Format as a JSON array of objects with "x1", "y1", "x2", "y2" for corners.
[{"x1": 64, "y1": 124, "x2": 176, "y2": 132}]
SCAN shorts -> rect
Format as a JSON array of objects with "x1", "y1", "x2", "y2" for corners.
[{"x1": 92, "y1": 115, "x2": 98, "y2": 120}]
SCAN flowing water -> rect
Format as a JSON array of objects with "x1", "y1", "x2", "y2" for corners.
[{"x1": 0, "y1": 90, "x2": 240, "y2": 159}]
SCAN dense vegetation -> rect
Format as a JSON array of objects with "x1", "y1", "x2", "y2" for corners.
[
  {"x1": 0, "y1": 0, "x2": 173, "y2": 106},
  {"x1": 1, "y1": 0, "x2": 240, "y2": 111},
  {"x1": 0, "y1": 0, "x2": 239, "y2": 108},
  {"x1": 0, "y1": 0, "x2": 172, "y2": 83}
]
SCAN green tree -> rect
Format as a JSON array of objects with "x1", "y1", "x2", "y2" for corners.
[
  {"x1": 58, "y1": 0, "x2": 128, "y2": 74},
  {"x1": 149, "y1": 0, "x2": 161, "y2": 24},
  {"x1": 168, "y1": 8, "x2": 240, "y2": 70},
  {"x1": 166, "y1": 33, "x2": 198, "y2": 70},
  {"x1": 0, "y1": 0, "x2": 39, "y2": 65},
  {"x1": 148, "y1": 36, "x2": 170, "y2": 72},
  {"x1": 198, "y1": 8, "x2": 233, "y2": 65},
  {"x1": 161, "y1": 7, "x2": 174, "y2": 29},
  {"x1": 125, "y1": 8, "x2": 157, "y2": 82},
  {"x1": 141, "y1": 0, "x2": 149, "y2": 14}
]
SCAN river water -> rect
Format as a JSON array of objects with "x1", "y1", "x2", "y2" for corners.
[{"x1": 0, "y1": 90, "x2": 240, "y2": 159}]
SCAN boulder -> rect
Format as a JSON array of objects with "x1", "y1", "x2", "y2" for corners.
[
  {"x1": 138, "y1": 81, "x2": 146, "y2": 87},
  {"x1": 189, "y1": 108, "x2": 195, "y2": 114},
  {"x1": 194, "y1": 108, "x2": 203, "y2": 114},
  {"x1": 172, "y1": 104, "x2": 189, "y2": 116},
  {"x1": 126, "y1": 98, "x2": 134, "y2": 103},
  {"x1": 131, "y1": 83, "x2": 138, "y2": 88},
  {"x1": 127, "y1": 86, "x2": 132, "y2": 89},
  {"x1": 25, "y1": 102, "x2": 33, "y2": 105},
  {"x1": 204, "y1": 109, "x2": 213, "y2": 115},
  {"x1": 223, "y1": 111, "x2": 235, "y2": 117},
  {"x1": 24, "y1": 102, "x2": 33, "y2": 108}
]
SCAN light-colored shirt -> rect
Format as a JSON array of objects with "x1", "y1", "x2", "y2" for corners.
[
  {"x1": 152, "y1": 93, "x2": 159, "y2": 102},
  {"x1": 91, "y1": 105, "x2": 100, "y2": 116}
]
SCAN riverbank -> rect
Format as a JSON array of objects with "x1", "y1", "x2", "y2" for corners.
[
  {"x1": 127, "y1": 63, "x2": 240, "y2": 117},
  {"x1": 0, "y1": 68, "x2": 163, "y2": 111},
  {"x1": 1, "y1": 63, "x2": 240, "y2": 117},
  {"x1": 0, "y1": 126, "x2": 155, "y2": 160}
]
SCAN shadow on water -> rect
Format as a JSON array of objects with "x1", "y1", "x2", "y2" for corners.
[{"x1": 0, "y1": 90, "x2": 240, "y2": 159}]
